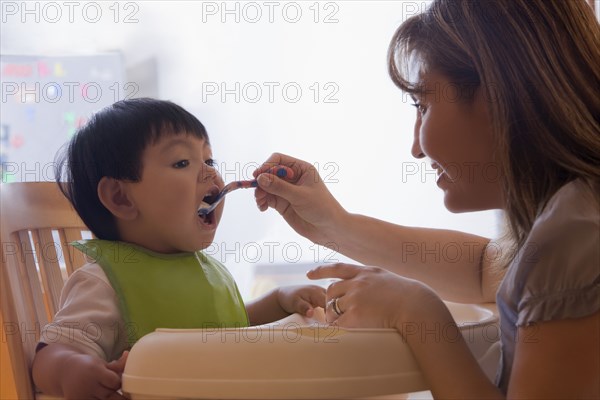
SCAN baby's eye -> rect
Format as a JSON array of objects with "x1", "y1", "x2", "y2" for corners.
[
  {"x1": 205, "y1": 158, "x2": 216, "y2": 168},
  {"x1": 173, "y1": 160, "x2": 190, "y2": 169}
]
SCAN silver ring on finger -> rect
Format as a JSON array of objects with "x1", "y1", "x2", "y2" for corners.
[{"x1": 332, "y1": 297, "x2": 343, "y2": 316}]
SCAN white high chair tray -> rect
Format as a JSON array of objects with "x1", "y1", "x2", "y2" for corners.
[{"x1": 122, "y1": 302, "x2": 499, "y2": 399}]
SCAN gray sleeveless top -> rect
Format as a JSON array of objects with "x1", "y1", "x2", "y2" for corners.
[{"x1": 495, "y1": 179, "x2": 600, "y2": 393}]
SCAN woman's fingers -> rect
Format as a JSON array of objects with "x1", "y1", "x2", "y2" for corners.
[
  {"x1": 253, "y1": 152, "x2": 344, "y2": 245},
  {"x1": 311, "y1": 264, "x2": 412, "y2": 328},
  {"x1": 307, "y1": 263, "x2": 363, "y2": 280},
  {"x1": 253, "y1": 152, "x2": 307, "y2": 180},
  {"x1": 325, "y1": 295, "x2": 346, "y2": 321},
  {"x1": 254, "y1": 175, "x2": 296, "y2": 216},
  {"x1": 308, "y1": 265, "x2": 360, "y2": 323},
  {"x1": 309, "y1": 263, "x2": 360, "y2": 322},
  {"x1": 256, "y1": 171, "x2": 298, "y2": 196},
  {"x1": 325, "y1": 278, "x2": 351, "y2": 300},
  {"x1": 253, "y1": 154, "x2": 308, "y2": 214},
  {"x1": 254, "y1": 186, "x2": 274, "y2": 211}
]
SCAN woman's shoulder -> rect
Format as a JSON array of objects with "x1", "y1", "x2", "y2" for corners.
[
  {"x1": 525, "y1": 179, "x2": 599, "y2": 264},
  {"x1": 506, "y1": 179, "x2": 599, "y2": 325},
  {"x1": 522, "y1": 179, "x2": 598, "y2": 253},
  {"x1": 535, "y1": 179, "x2": 599, "y2": 232}
]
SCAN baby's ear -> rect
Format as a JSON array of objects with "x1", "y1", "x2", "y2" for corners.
[{"x1": 97, "y1": 177, "x2": 138, "y2": 220}]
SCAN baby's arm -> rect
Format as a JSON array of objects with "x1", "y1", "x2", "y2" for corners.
[
  {"x1": 245, "y1": 285, "x2": 326, "y2": 325},
  {"x1": 33, "y1": 264, "x2": 130, "y2": 399},
  {"x1": 32, "y1": 344, "x2": 128, "y2": 399}
]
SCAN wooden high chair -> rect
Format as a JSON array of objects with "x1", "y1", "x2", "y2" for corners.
[{"x1": 1, "y1": 182, "x2": 90, "y2": 399}]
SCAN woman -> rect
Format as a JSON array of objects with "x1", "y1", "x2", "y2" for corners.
[{"x1": 253, "y1": 0, "x2": 600, "y2": 398}]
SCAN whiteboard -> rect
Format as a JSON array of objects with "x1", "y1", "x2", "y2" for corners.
[{"x1": 0, "y1": 53, "x2": 127, "y2": 183}]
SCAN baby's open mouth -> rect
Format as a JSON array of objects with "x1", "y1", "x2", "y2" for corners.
[{"x1": 197, "y1": 190, "x2": 218, "y2": 225}]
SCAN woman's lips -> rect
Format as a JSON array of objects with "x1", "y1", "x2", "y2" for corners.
[
  {"x1": 436, "y1": 170, "x2": 446, "y2": 186},
  {"x1": 431, "y1": 163, "x2": 445, "y2": 184}
]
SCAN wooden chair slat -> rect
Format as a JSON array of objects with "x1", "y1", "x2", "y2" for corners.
[
  {"x1": 1, "y1": 182, "x2": 89, "y2": 399},
  {"x1": 35, "y1": 229, "x2": 66, "y2": 317},
  {"x1": 62, "y1": 228, "x2": 87, "y2": 273}
]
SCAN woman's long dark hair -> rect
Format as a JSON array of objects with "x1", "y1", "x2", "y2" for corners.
[{"x1": 388, "y1": 0, "x2": 600, "y2": 250}]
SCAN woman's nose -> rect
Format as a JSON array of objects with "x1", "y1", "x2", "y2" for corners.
[{"x1": 411, "y1": 124, "x2": 425, "y2": 159}]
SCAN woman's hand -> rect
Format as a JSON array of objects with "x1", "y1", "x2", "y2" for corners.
[
  {"x1": 276, "y1": 284, "x2": 327, "y2": 318},
  {"x1": 309, "y1": 264, "x2": 506, "y2": 399},
  {"x1": 307, "y1": 263, "x2": 443, "y2": 329},
  {"x1": 253, "y1": 152, "x2": 347, "y2": 245}
]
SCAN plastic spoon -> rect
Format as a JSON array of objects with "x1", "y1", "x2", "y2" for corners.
[{"x1": 197, "y1": 166, "x2": 293, "y2": 216}]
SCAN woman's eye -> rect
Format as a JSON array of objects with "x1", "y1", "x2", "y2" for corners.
[
  {"x1": 411, "y1": 102, "x2": 427, "y2": 115},
  {"x1": 205, "y1": 158, "x2": 216, "y2": 168},
  {"x1": 173, "y1": 160, "x2": 190, "y2": 169}
]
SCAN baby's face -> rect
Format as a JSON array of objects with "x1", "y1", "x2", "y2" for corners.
[{"x1": 122, "y1": 132, "x2": 224, "y2": 253}]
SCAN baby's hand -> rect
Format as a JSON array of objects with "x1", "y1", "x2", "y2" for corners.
[
  {"x1": 277, "y1": 285, "x2": 326, "y2": 317},
  {"x1": 61, "y1": 351, "x2": 129, "y2": 400}
]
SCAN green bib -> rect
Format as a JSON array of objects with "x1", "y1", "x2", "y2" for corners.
[{"x1": 72, "y1": 240, "x2": 249, "y2": 344}]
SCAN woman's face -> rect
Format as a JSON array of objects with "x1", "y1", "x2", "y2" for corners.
[{"x1": 410, "y1": 71, "x2": 504, "y2": 212}]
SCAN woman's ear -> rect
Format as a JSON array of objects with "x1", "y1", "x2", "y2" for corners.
[{"x1": 97, "y1": 177, "x2": 138, "y2": 220}]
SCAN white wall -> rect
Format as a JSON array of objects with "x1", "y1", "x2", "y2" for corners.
[{"x1": 1, "y1": 1, "x2": 499, "y2": 298}]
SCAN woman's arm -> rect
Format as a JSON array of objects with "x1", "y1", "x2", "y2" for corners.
[
  {"x1": 308, "y1": 263, "x2": 504, "y2": 399},
  {"x1": 507, "y1": 311, "x2": 600, "y2": 398},
  {"x1": 330, "y1": 213, "x2": 497, "y2": 303},
  {"x1": 255, "y1": 153, "x2": 499, "y2": 303},
  {"x1": 398, "y1": 291, "x2": 504, "y2": 399}
]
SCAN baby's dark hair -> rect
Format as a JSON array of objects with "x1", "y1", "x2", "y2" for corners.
[{"x1": 55, "y1": 98, "x2": 209, "y2": 240}]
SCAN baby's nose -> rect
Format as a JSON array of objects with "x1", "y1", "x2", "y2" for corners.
[{"x1": 200, "y1": 164, "x2": 218, "y2": 182}]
